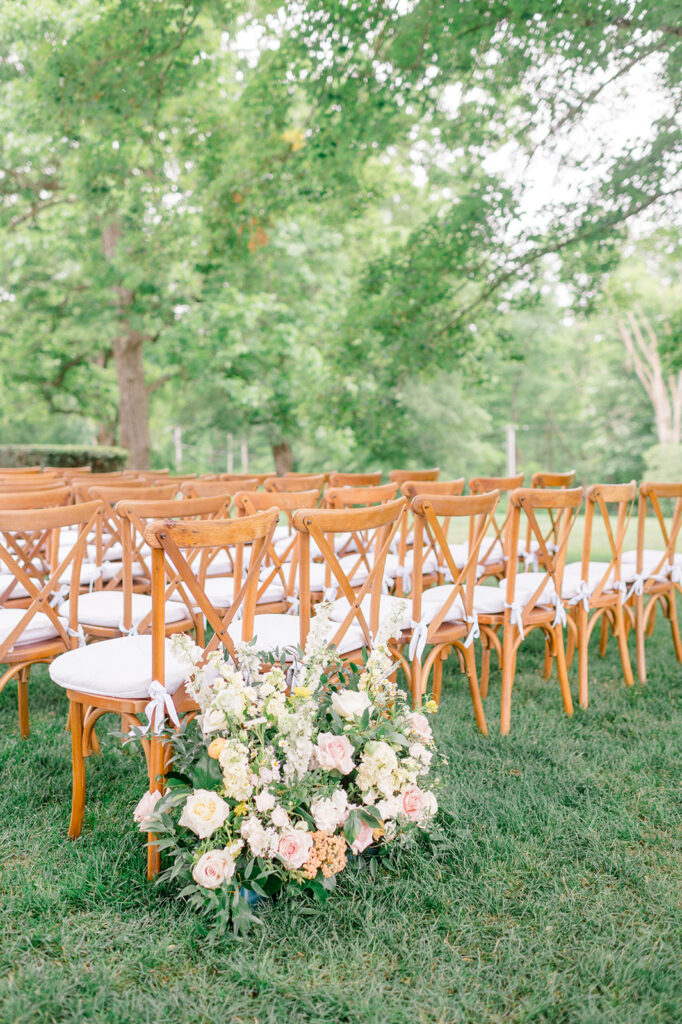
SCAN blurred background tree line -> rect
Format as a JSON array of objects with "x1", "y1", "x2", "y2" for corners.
[{"x1": 0, "y1": 0, "x2": 680, "y2": 478}]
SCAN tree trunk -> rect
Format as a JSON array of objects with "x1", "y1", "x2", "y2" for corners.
[
  {"x1": 101, "y1": 218, "x2": 152, "y2": 469},
  {"x1": 273, "y1": 440, "x2": 294, "y2": 475}
]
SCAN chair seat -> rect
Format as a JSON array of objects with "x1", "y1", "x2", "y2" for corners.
[
  {"x1": 229, "y1": 614, "x2": 367, "y2": 657},
  {"x1": 447, "y1": 540, "x2": 505, "y2": 568},
  {"x1": 621, "y1": 550, "x2": 681, "y2": 582},
  {"x1": 561, "y1": 561, "x2": 619, "y2": 600},
  {"x1": 500, "y1": 571, "x2": 556, "y2": 605},
  {"x1": 205, "y1": 546, "x2": 252, "y2": 577},
  {"x1": 385, "y1": 549, "x2": 439, "y2": 581},
  {"x1": 60, "y1": 592, "x2": 189, "y2": 630},
  {"x1": 202, "y1": 576, "x2": 286, "y2": 608},
  {"x1": 328, "y1": 594, "x2": 412, "y2": 631},
  {"x1": 57, "y1": 563, "x2": 102, "y2": 588},
  {"x1": 420, "y1": 583, "x2": 506, "y2": 625},
  {"x1": 0, "y1": 608, "x2": 60, "y2": 650},
  {"x1": 49, "y1": 634, "x2": 188, "y2": 699}
]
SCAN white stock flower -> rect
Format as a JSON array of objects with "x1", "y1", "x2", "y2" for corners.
[{"x1": 254, "y1": 789, "x2": 276, "y2": 813}]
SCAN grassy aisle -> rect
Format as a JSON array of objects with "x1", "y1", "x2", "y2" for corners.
[{"x1": 0, "y1": 624, "x2": 680, "y2": 1024}]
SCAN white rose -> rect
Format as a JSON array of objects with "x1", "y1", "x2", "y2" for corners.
[
  {"x1": 192, "y1": 848, "x2": 236, "y2": 889},
  {"x1": 311, "y1": 797, "x2": 340, "y2": 833},
  {"x1": 255, "y1": 789, "x2": 276, "y2": 813},
  {"x1": 240, "y1": 815, "x2": 268, "y2": 856},
  {"x1": 331, "y1": 689, "x2": 372, "y2": 720},
  {"x1": 179, "y1": 789, "x2": 230, "y2": 839},
  {"x1": 271, "y1": 806, "x2": 290, "y2": 828},
  {"x1": 200, "y1": 708, "x2": 226, "y2": 735}
]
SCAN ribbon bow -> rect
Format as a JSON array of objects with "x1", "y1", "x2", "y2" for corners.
[
  {"x1": 505, "y1": 600, "x2": 525, "y2": 639},
  {"x1": 396, "y1": 563, "x2": 412, "y2": 594},
  {"x1": 323, "y1": 584, "x2": 338, "y2": 602},
  {"x1": 568, "y1": 579, "x2": 591, "y2": 612},
  {"x1": 59, "y1": 620, "x2": 86, "y2": 648},
  {"x1": 625, "y1": 572, "x2": 647, "y2": 601},
  {"x1": 144, "y1": 679, "x2": 181, "y2": 735},
  {"x1": 408, "y1": 616, "x2": 429, "y2": 661},
  {"x1": 670, "y1": 563, "x2": 682, "y2": 587},
  {"x1": 287, "y1": 593, "x2": 300, "y2": 615},
  {"x1": 463, "y1": 610, "x2": 480, "y2": 648},
  {"x1": 552, "y1": 598, "x2": 567, "y2": 629}
]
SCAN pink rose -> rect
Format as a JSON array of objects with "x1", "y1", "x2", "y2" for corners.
[
  {"x1": 275, "y1": 829, "x2": 314, "y2": 870},
  {"x1": 350, "y1": 820, "x2": 375, "y2": 855},
  {"x1": 409, "y1": 712, "x2": 433, "y2": 744},
  {"x1": 192, "y1": 848, "x2": 236, "y2": 889},
  {"x1": 313, "y1": 732, "x2": 355, "y2": 774},
  {"x1": 133, "y1": 789, "x2": 161, "y2": 830},
  {"x1": 401, "y1": 786, "x2": 425, "y2": 821}
]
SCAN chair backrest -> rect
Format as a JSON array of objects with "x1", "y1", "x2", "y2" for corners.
[
  {"x1": 0, "y1": 501, "x2": 102, "y2": 655},
  {"x1": 504, "y1": 486, "x2": 584, "y2": 628},
  {"x1": 578, "y1": 482, "x2": 636, "y2": 602},
  {"x1": 217, "y1": 472, "x2": 270, "y2": 487},
  {"x1": 115, "y1": 494, "x2": 233, "y2": 633},
  {"x1": 400, "y1": 479, "x2": 465, "y2": 500},
  {"x1": 0, "y1": 466, "x2": 45, "y2": 474},
  {"x1": 410, "y1": 490, "x2": 500, "y2": 635},
  {"x1": 0, "y1": 478, "x2": 67, "y2": 493},
  {"x1": 468, "y1": 473, "x2": 525, "y2": 572},
  {"x1": 146, "y1": 509, "x2": 279, "y2": 683},
  {"x1": 531, "y1": 471, "x2": 577, "y2": 488},
  {"x1": 88, "y1": 484, "x2": 179, "y2": 582},
  {"x1": 0, "y1": 487, "x2": 73, "y2": 509},
  {"x1": 324, "y1": 482, "x2": 398, "y2": 508},
  {"x1": 264, "y1": 474, "x2": 326, "y2": 497},
  {"x1": 327, "y1": 471, "x2": 383, "y2": 487},
  {"x1": 181, "y1": 478, "x2": 258, "y2": 499},
  {"x1": 633, "y1": 481, "x2": 682, "y2": 583},
  {"x1": 389, "y1": 467, "x2": 440, "y2": 486},
  {"x1": 234, "y1": 489, "x2": 320, "y2": 604},
  {"x1": 293, "y1": 497, "x2": 406, "y2": 652}
]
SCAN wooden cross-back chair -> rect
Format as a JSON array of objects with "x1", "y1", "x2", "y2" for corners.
[
  {"x1": 622, "y1": 481, "x2": 682, "y2": 683},
  {"x1": 293, "y1": 497, "x2": 407, "y2": 663},
  {"x1": 466, "y1": 474, "x2": 525, "y2": 580},
  {"x1": 396, "y1": 490, "x2": 500, "y2": 732},
  {"x1": 0, "y1": 487, "x2": 75, "y2": 607},
  {"x1": 217, "y1": 472, "x2": 270, "y2": 487},
  {"x1": 59, "y1": 494, "x2": 231, "y2": 642},
  {"x1": 86, "y1": 483, "x2": 179, "y2": 589},
  {"x1": 180, "y1": 478, "x2": 258, "y2": 499},
  {"x1": 229, "y1": 489, "x2": 320, "y2": 614},
  {"x1": 390, "y1": 479, "x2": 467, "y2": 597},
  {"x1": 477, "y1": 486, "x2": 583, "y2": 735},
  {"x1": 0, "y1": 500, "x2": 102, "y2": 736},
  {"x1": 324, "y1": 482, "x2": 398, "y2": 509},
  {"x1": 50, "y1": 508, "x2": 279, "y2": 880},
  {"x1": 265, "y1": 474, "x2": 326, "y2": 500},
  {"x1": 562, "y1": 482, "x2": 635, "y2": 708},
  {"x1": 388, "y1": 467, "x2": 440, "y2": 487},
  {"x1": 0, "y1": 478, "x2": 68, "y2": 493},
  {"x1": 525, "y1": 470, "x2": 578, "y2": 568},
  {"x1": 327, "y1": 471, "x2": 383, "y2": 488}
]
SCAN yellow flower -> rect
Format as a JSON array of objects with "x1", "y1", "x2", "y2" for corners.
[
  {"x1": 292, "y1": 685, "x2": 312, "y2": 698},
  {"x1": 233, "y1": 802, "x2": 248, "y2": 817},
  {"x1": 207, "y1": 737, "x2": 226, "y2": 759},
  {"x1": 423, "y1": 700, "x2": 439, "y2": 714}
]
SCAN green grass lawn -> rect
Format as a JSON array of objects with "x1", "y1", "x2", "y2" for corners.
[{"x1": 1, "y1": 618, "x2": 681, "y2": 1024}]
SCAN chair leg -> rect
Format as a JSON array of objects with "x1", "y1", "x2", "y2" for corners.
[
  {"x1": 410, "y1": 657, "x2": 422, "y2": 709},
  {"x1": 598, "y1": 614, "x2": 609, "y2": 658},
  {"x1": 614, "y1": 601, "x2": 634, "y2": 688},
  {"x1": 576, "y1": 606, "x2": 589, "y2": 710},
  {"x1": 463, "y1": 644, "x2": 487, "y2": 736},
  {"x1": 554, "y1": 623, "x2": 574, "y2": 718},
  {"x1": 480, "y1": 640, "x2": 491, "y2": 701},
  {"x1": 635, "y1": 594, "x2": 647, "y2": 684},
  {"x1": 17, "y1": 666, "x2": 30, "y2": 739},
  {"x1": 668, "y1": 589, "x2": 682, "y2": 664},
  {"x1": 646, "y1": 599, "x2": 657, "y2": 637},
  {"x1": 500, "y1": 623, "x2": 515, "y2": 736},
  {"x1": 146, "y1": 735, "x2": 166, "y2": 880},
  {"x1": 68, "y1": 699, "x2": 86, "y2": 839},
  {"x1": 565, "y1": 619, "x2": 576, "y2": 668},
  {"x1": 432, "y1": 651, "x2": 443, "y2": 703}
]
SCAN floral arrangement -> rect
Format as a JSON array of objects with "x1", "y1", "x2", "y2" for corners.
[{"x1": 134, "y1": 603, "x2": 440, "y2": 933}]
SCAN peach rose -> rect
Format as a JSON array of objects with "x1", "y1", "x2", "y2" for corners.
[
  {"x1": 133, "y1": 789, "x2": 161, "y2": 830},
  {"x1": 401, "y1": 786, "x2": 425, "y2": 821},
  {"x1": 275, "y1": 829, "x2": 314, "y2": 870},
  {"x1": 207, "y1": 737, "x2": 227, "y2": 759},
  {"x1": 350, "y1": 820, "x2": 375, "y2": 855},
  {"x1": 409, "y1": 712, "x2": 433, "y2": 744},
  {"x1": 192, "y1": 848, "x2": 236, "y2": 889},
  {"x1": 313, "y1": 732, "x2": 355, "y2": 774},
  {"x1": 179, "y1": 789, "x2": 230, "y2": 839}
]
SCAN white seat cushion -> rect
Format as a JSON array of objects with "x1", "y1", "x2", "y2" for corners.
[
  {"x1": 58, "y1": 563, "x2": 102, "y2": 588},
  {"x1": 384, "y1": 549, "x2": 439, "y2": 581},
  {"x1": 420, "y1": 583, "x2": 505, "y2": 625},
  {"x1": 498, "y1": 571, "x2": 556, "y2": 605},
  {"x1": 60, "y1": 592, "x2": 188, "y2": 629},
  {"x1": 0, "y1": 572, "x2": 31, "y2": 599},
  {"x1": 561, "y1": 561, "x2": 618, "y2": 600},
  {"x1": 205, "y1": 546, "x2": 252, "y2": 577},
  {"x1": 0, "y1": 608, "x2": 60, "y2": 649},
  {"x1": 49, "y1": 634, "x2": 188, "y2": 699},
  {"x1": 203, "y1": 576, "x2": 286, "y2": 608},
  {"x1": 328, "y1": 594, "x2": 412, "y2": 631},
  {"x1": 229, "y1": 614, "x2": 367, "y2": 657}
]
